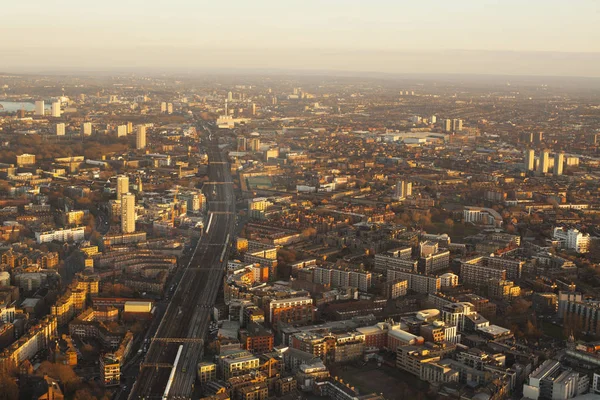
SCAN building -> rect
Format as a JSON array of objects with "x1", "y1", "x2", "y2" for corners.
[
  {"x1": 419, "y1": 250, "x2": 450, "y2": 275},
  {"x1": 100, "y1": 354, "x2": 121, "y2": 386},
  {"x1": 121, "y1": 193, "x2": 136, "y2": 234},
  {"x1": 395, "y1": 180, "x2": 412, "y2": 200},
  {"x1": 16, "y1": 153, "x2": 36, "y2": 167},
  {"x1": 440, "y1": 273, "x2": 459, "y2": 287},
  {"x1": 538, "y1": 149, "x2": 550, "y2": 175},
  {"x1": 237, "y1": 137, "x2": 247, "y2": 151},
  {"x1": 116, "y1": 175, "x2": 129, "y2": 199},
  {"x1": 452, "y1": 119, "x2": 463, "y2": 132},
  {"x1": 0, "y1": 316, "x2": 57, "y2": 369},
  {"x1": 387, "y1": 270, "x2": 440, "y2": 294},
  {"x1": 35, "y1": 100, "x2": 45, "y2": 116},
  {"x1": 198, "y1": 362, "x2": 217, "y2": 384},
  {"x1": 460, "y1": 262, "x2": 506, "y2": 287},
  {"x1": 522, "y1": 359, "x2": 589, "y2": 400},
  {"x1": 554, "y1": 152, "x2": 564, "y2": 176},
  {"x1": 374, "y1": 249, "x2": 417, "y2": 273},
  {"x1": 396, "y1": 345, "x2": 441, "y2": 376},
  {"x1": 81, "y1": 122, "x2": 93, "y2": 136},
  {"x1": 268, "y1": 297, "x2": 313, "y2": 327},
  {"x1": 51, "y1": 101, "x2": 61, "y2": 117},
  {"x1": 240, "y1": 322, "x2": 274, "y2": 353},
  {"x1": 463, "y1": 206, "x2": 503, "y2": 227},
  {"x1": 221, "y1": 352, "x2": 260, "y2": 380},
  {"x1": 560, "y1": 297, "x2": 600, "y2": 335},
  {"x1": 35, "y1": 227, "x2": 85, "y2": 244},
  {"x1": 525, "y1": 149, "x2": 535, "y2": 171},
  {"x1": 313, "y1": 267, "x2": 372, "y2": 292},
  {"x1": 136, "y1": 125, "x2": 147, "y2": 149},
  {"x1": 117, "y1": 125, "x2": 127, "y2": 137},
  {"x1": 55, "y1": 123, "x2": 66, "y2": 136},
  {"x1": 249, "y1": 138, "x2": 261, "y2": 152},
  {"x1": 552, "y1": 227, "x2": 591, "y2": 254}
]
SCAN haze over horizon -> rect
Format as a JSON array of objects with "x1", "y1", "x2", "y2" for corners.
[{"x1": 3, "y1": 0, "x2": 600, "y2": 77}]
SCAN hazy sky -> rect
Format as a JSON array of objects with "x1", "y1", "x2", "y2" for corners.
[{"x1": 2, "y1": 0, "x2": 600, "y2": 76}]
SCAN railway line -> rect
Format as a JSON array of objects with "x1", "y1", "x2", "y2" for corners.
[{"x1": 129, "y1": 125, "x2": 235, "y2": 399}]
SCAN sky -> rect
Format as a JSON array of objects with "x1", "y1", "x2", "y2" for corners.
[{"x1": 2, "y1": 0, "x2": 600, "y2": 76}]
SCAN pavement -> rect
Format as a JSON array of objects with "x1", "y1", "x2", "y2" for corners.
[{"x1": 128, "y1": 122, "x2": 235, "y2": 399}]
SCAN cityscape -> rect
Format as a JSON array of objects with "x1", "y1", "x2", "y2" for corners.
[{"x1": 1, "y1": 2, "x2": 600, "y2": 400}]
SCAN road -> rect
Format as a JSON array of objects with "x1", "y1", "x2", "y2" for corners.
[{"x1": 128, "y1": 124, "x2": 235, "y2": 399}]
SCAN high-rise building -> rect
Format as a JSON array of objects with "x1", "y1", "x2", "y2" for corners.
[
  {"x1": 116, "y1": 175, "x2": 129, "y2": 199},
  {"x1": 525, "y1": 149, "x2": 535, "y2": 172},
  {"x1": 429, "y1": 115, "x2": 437, "y2": 124},
  {"x1": 81, "y1": 122, "x2": 92, "y2": 136},
  {"x1": 160, "y1": 102, "x2": 167, "y2": 113},
  {"x1": 35, "y1": 100, "x2": 45, "y2": 116},
  {"x1": 249, "y1": 138, "x2": 261, "y2": 152},
  {"x1": 117, "y1": 125, "x2": 127, "y2": 137},
  {"x1": 538, "y1": 149, "x2": 550, "y2": 175},
  {"x1": 251, "y1": 103, "x2": 256, "y2": 115},
  {"x1": 452, "y1": 119, "x2": 463, "y2": 132},
  {"x1": 395, "y1": 180, "x2": 412, "y2": 200},
  {"x1": 554, "y1": 152, "x2": 564, "y2": 176},
  {"x1": 167, "y1": 103, "x2": 173, "y2": 114},
  {"x1": 51, "y1": 101, "x2": 61, "y2": 117},
  {"x1": 121, "y1": 193, "x2": 136, "y2": 234},
  {"x1": 227, "y1": 91, "x2": 233, "y2": 101},
  {"x1": 443, "y1": 119, "x2": 452, "y2": 132},
  {"x1": 127, "y1": 121, "x2": 133, "y2": 134},
  {"x1": 534, "y1": 131, "x2": 543, "y2": 145},
  {"x1": 237, "y1": 137, "x2": 247, "y2": 151},
  {"x1": 136, "y1": 125, "x2": 146, "y2": 150},
  {"x1": 56, "y1": 123, "x2": 66, "y2": 136}
]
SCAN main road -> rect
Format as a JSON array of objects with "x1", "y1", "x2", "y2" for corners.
[{"x1": 128, "y1": 124, "x2": 235, "y2": 399}]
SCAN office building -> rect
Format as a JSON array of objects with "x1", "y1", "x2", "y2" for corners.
[
  {"x1": 136, "y1": 125, "x2": 146, "y2": 150},
  {"x1": 51, "y1": 101, "x2": 61, "y2": 117},
  {"x1": 395, "y1": 180, "x2": 412, "y2": 200},
  {"x1": 443, "y1": 119, "x2": 452, "y2": 132},
  {"x1": 121, "y1": 193, "x2": 136, "y2": 234},
  {"x1": 537, "y1": 149, "x2": 550, "y2": 174},
  {"x1": 554, "y1": 152, "x2": 564, "y2": 176},
  {"x1": 81, "y1": 122, "x2": 92, "y2": 136},
  {"x1": 117, "y1": 125, "x2": 127, "y2": 137},
  {"x1": 237, "y1": 137, "x2": 247, "y2": 151},
  {"x1": 116, "y1": 175, "x2": 129, "y2": 198},
  {"x1": 452, "y1": 119, "x2": 463, "y2": 132},
  {"x1": 35, "y1": 100, "x2": 45, "y2": 116},
  {"x1": 525, "y1": 149, "x2": 535, "y2": 171},
  {"x1": 56, "y1": 123, "x2": 66, "y2": 136},
  {"x1": 249, "y1": 138, "x2": 261, "y2": 152},
  {"x1": 534, "y1": 131, "x2": 544, "y2": 145}
]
